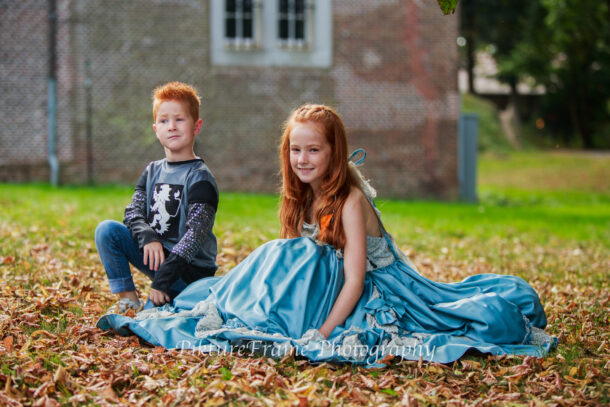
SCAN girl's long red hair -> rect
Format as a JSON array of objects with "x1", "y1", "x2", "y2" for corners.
[{"x1": 279, "y1": 104, "x2": 358, "y2": 250}]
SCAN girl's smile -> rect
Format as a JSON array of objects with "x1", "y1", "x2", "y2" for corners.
[{"x1": 289, "y1": 121, "x2": 331, "y2": 194}]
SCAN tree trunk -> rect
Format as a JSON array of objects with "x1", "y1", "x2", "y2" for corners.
[
  {"x1": 569, "y1": 62, "x2": 594, "y2": 149},
  {"x1": 508, "y1": 78, "x2": 521, "y2": 128},
  {"x1": 578, "y1": 70, "x2": 593, "y2": 149},
  {"x1": 500, "y1": 77, "x2": 522, "y2": 148},
  {"x1": 569, "y1": 101, "x2": 586, "y2": 148},
  {"x1": 465, "y1": 37, "x2": 476, "y2": 94},
  {"x1": 577, "y1": 101, "x2": 594, "y2": 149}
]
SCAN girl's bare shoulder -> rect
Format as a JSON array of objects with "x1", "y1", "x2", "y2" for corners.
[
  {"x1": 344, "y1": 186, "x2": 368, "y2": 210},
  {"x1": 344, "y1": 186, "x2": 381, "y2": 236}
]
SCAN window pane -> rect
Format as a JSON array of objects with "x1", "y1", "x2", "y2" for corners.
[
  {"x1": 226, "y1": 18, "x2": 236, "y2": 38},
  {"x1": 243, "y1": 0, "x2": 252, "y2": 12},
  {"x1": 295, "y1": 20, "x2": 304, "y2": 39},
  {"x1": 295, "y1": 0, "x2": 304, "y2": 14},
  {"x1": 279, "y1": 19, "x2": 288, "y2": 39},
  {"x1": 279, "y1": 0, "x2": 288, "y2": 13},
  {"x1": 226, "y1": 0, "x2": 236, "y2": 13},
  {"x1": 243, "y1": 17, "x2": 252, "y2": 39}
]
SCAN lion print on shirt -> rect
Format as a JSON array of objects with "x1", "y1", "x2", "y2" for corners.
[{"x1": 148, "y1": 183, "x2": 183, "y2": 238}]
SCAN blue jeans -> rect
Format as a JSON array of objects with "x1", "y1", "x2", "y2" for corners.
[{"x1": 94, "y1": 220, "x2": 187, "y2": 301}]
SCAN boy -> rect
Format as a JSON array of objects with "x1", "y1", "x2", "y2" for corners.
[{"x1": 95, "y1": 81, "x2": 219, "y2": 313}]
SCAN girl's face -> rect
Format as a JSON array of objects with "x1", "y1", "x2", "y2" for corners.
[{"x1": 289, "y1": 121, "x2": 332, "y2": 193}]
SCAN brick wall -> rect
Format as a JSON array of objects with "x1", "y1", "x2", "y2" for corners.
[
  {"x1": 0, "y1": 0, "x2": 459, "y2": 199},
  {"x1": 0, "y1": 0, "x2": 74, "y2": 178},
  {"x1": 332, "y1": 0, "x2": 459, "y2": 198}
]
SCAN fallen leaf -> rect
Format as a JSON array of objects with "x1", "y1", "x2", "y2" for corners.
[
  {"x1": 53, "y1": 366, "x2": 67, "y2": 385},
  {"x1": 98, "y1": 384, "x2": 118, "y2": 402},
  {"x1": 401, "y1": 392, "x2": 419, "y2": 407},
  {"x1": 482, "y1": 368, "x2": 497, "y2": 385},
  {"x1": 350, "y1": 387, "x2": 369, "y2": 404},
  {"x1": 3, "y1": 336, "x2": 14, "y2": 352},
  {"x1": 461, "y1": 360, "x2": 481, "y2": 371}
]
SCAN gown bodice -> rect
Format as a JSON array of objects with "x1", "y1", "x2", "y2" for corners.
[{"x1": 301, "y1": 221, "x2": 395, "y2": 271}]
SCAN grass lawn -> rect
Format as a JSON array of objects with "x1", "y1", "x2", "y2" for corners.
[{"x1": 0, "y1": 150, "x2": 608, "y2": 405}]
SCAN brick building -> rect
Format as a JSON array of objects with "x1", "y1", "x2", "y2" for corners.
[{"x1": 1, "y1": 0, "x2": 459, "y2": 198}]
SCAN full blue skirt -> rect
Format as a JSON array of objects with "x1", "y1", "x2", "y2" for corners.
[{"x1": 97, "y1": 237, "x2": 556, "y2": 366}]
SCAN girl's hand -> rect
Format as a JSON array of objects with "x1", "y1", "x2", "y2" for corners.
[
  {"x1": 318, "y1": 325, "x2": 332, "y2": 339},
  {"x1": 143, "y1": 241, "x2": 165, "y2": 271},
  {"x1": 149, "y1": 288, "x2": 170, "y2": 305}
]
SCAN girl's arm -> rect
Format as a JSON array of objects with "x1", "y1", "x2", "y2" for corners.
[{"x1": 318, "y1": 188, "x2": 368, "y2": 338}]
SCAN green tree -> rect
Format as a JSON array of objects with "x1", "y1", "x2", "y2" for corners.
[
  {"x1": 460, "y1": 0, "x2": 610, "y2": 148},
  {"x1": 533, "y1": 0, "x2": 610, "y2": 148},
  {"x1": 459, "y1": 0, "x2": 482, "y2": 94},
  {"x1": 460, "y1": 1, "x2": 538, "y2": 102},
  {"x1": 438, "y1": 0, "x2": 459, "y2": 15}
]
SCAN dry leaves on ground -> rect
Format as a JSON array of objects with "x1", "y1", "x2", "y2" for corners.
[{"x1": 0, "y1": 222, "x2": 608, "y2": 406}]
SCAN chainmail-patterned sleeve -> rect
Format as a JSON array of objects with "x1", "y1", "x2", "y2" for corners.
[
  {"x1": 123, "y1": 189, "x2": 158, "y2": 249},
  {"x1": 151, "y1": 202, "x2": 216, "y2": 293},
  {"x1": 172, "y1": 202, "x2": 216, "y2": 262}
]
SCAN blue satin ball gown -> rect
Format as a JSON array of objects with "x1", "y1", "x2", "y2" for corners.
[{"x1": 97, "y1": 206, "x2": 556, "y2": 366}]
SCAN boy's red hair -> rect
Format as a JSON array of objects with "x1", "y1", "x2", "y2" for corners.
[
  {"x1": 152, "y1": 82, "x2": 201, "y2": 122},
  {"x1": 279, "y1": 104, "x2": 358, "y2": 250}
]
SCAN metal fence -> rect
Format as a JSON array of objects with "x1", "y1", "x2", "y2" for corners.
[
  {"x1": 1, "y1": 0, "x2": 70, "y2": 179},
  {"x1": 1, "y1": 0, "x2": 214, "y2": 184}
]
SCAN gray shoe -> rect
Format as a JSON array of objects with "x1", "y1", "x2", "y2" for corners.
[{"x1": 106, "y1": 297, "x2": 142, "y2": 314}]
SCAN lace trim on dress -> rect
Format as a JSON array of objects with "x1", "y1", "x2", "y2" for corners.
[
  {"x1": 521, "y1": 314, "x2": 533, "y2": 344},
  {"x1": 365, "y1": 236, "x2": 395, "y2": 271},
  {"x1": 301, "y1": 221, "x2": 319, "y2": 239},
  {"x1": 135, "y1": 306, "x2": 175, "y2": 321},
  {"x1": 365, "y1": 285, "x2": 399, "y2": 334},
  {"x1": 191, "y1": 300, "x2": 223, "y2": 332},
  {"x1": 520, "y1": 314, "x2": 556, "y2": 346},
  {"x1": 134, "y1": 299, "x2": 224, "y2": 333},
  {"x1": 529, "y1": 327, "x2": 556, "y2": 346}
]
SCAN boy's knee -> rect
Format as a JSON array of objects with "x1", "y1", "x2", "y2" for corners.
[{"x1": 95, "y1": 220, "x2": 122, "y2": 243}]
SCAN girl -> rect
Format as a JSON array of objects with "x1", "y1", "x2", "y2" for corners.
[
  {"x1": 98, "y1": 104, "x2": 555, "y2": 365},
  {"x1": 279, "y1": 104, "x2": 384, "y2": 339}
]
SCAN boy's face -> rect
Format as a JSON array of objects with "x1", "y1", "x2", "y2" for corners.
[{"x1": 153, "y1": 100, "x2": 202, "y2": 161}]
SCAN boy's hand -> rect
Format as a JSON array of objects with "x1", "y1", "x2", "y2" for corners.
[
  {"x1": 149, "y1": 288, "x2": 170, "y2": 306},
  {"x1": 143, "y1": 241, "x2": 165, "y2": 271}
]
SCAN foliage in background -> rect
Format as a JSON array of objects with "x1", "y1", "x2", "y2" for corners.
[
  {"x1": 438, "y1": 0, "x2": 459, "y2": 15},
  {"x1": 462, "y1": 93, "x2": 562, "y2": 150},
  {"x1": 461, "y1": 93, "x2": 514, "y2": 152},
  {"x1": 460, "y1": 0, "x2": 610, "y2": 149},
  {"x1": 534, "y1": 0, "x2": 610, "y2": 149},
  {"x1": 460, "y1": 0, "x2": 534, "y2": 96}
]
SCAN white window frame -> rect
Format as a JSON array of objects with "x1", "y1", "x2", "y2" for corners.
[
  {"x1": 210, "y1": 0, "x2": 332, "y2": 67},
  {"x1": 223, "y1": 0, "x2": 263, "y2": 50},
  {"x1": 277, "y1": 0, "x2": 314, "y2": 50}
]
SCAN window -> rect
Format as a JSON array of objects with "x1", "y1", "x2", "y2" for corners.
[
  {"x1": 224, "y1": 0, "x2": 262, "y2": 49},
  {"x1": 278, "y1": 0, "x2": 313, "y2": 49},
  {"x1": 210, "y1": 0, "x2": 332, "y2": 67}
]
